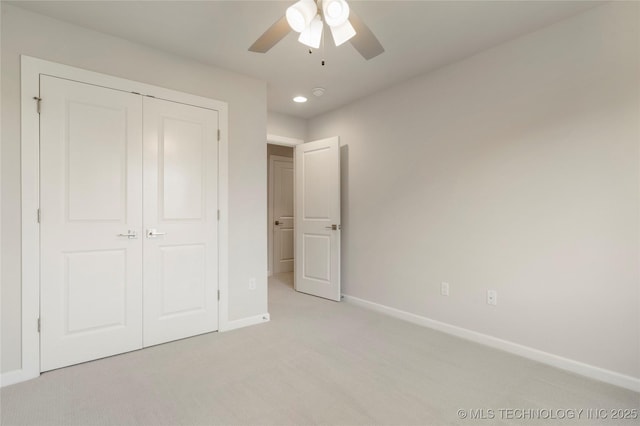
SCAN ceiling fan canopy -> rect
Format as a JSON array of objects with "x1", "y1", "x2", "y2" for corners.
[{"x1": 249, "y1": 0, "x2": 384, "y2": 60}]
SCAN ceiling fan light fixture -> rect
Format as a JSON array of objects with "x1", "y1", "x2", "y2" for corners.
[
  {"x1": 322, "y1": 0, "x2": 350, "y2": 27},
  {"x1": 329, "y1": 18, "x2": 356, "y2": 46},
  {"x1": 286, "y1": 0, "x2": 318, "y2": 33},
  {"x1": 249, "y1": 0, "x2": 383, "y2": 60},
  {"x1": 298, "y1": 15, "x2": 323, "y2": 49}
]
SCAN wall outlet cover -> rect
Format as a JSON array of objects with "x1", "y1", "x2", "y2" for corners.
[{"x1": 441, "y1": 282, "x2": 450, "y2": 296}]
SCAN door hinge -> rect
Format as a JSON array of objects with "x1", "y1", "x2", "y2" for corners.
[
  {"x1": 33, "y1": 97, "x2": 42, "y2": 114},
  {"x1": 37, "y1": 318, "x2": 41, "y2": 333},
  {"x1": 217, "y1": 210, "x2": 220, "y2": 221},
  {"x1": 217, "y1": 290, "x2": 220, "y2": 301},
  {"x1": 217, "y1": 129, "x2": 221, "y2": 141},
  {"x1": 37, "y1": 208, "x2": 41, "y2": 224}
]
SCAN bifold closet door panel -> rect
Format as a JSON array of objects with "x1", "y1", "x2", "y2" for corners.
[
  {"x1": 142, "y1": 97, "x2": 219, "y2": 347},
  {"x1": 40, "y1": 76, "x2": 144, "y2": 371}
]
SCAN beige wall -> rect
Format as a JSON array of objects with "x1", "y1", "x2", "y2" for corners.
[
  {"x1": 1, "y1": 5, "x2": 268, "y2": 373},
  {"x1": 308, "y1": 3, "x2": 640, "y2": 379},
  {"x1": 267, "y1": 111, "x2": 307, "y2": 141}
]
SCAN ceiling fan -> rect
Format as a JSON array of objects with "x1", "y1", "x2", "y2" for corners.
[{"x1": 249, "y1": 0, "x2": 384, "y2": 60}]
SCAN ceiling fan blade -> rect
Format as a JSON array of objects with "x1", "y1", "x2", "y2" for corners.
[
  {"x1": 348, "y1": 11, "x2": 384, "y2": 60},
  {"x1": 249, "y1": 16, "x2": 292, "y2": 53}
]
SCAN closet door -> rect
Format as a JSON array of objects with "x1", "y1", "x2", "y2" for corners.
[
  {"x1": 142, "y1": 97, "x2": 219, "y2": 346},
  {"x1": 40, "y1": 76, "x2": 143, "y2": 371}
]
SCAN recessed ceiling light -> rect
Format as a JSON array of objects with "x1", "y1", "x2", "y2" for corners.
[{"x1": 293, "y1": 96, "x2": 308, "y2": 103}]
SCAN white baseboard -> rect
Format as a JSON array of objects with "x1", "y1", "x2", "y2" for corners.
[
  {"x1": 0, "y1": 369, "x2": 39, "y2": 388},
  {"x1": 2, "y1": 314, "x2": 272, "y2": 387},
  {"x1": 221, "y1": 313, "x2": 270, "y2": 332},
  {"x1": 343, "y1": 294, "x2": 640, "y2": 393}
]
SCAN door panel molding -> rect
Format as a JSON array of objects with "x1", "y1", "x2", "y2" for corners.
[{"x1": 17, "y1": 56, "x2": 229, "y2": 385}]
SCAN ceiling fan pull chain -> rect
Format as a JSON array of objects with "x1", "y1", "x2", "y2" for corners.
[{"x1": 322, "y1": 25, "x2": 326, "y2": 66}]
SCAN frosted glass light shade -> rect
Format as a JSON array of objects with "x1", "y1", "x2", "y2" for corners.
[
  {"x1": 322, "y1": 0, "x2": 350, "y2": 27},
  {"x1": 298, "y1": 15, "x2": 323, "y2": 49},
  {"x1": 329, "y1": 19, "x2": 356, "y2": 46},
  {"x1": 286, "y1": 0, "x2": 318, "y2": 33}
]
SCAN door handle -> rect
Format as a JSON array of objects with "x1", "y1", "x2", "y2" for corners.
[
  {"x1": 275, "y1": 220, "x2": 281, "y2": 226},
  {"x1": 146, "y1": 229, "x2": 167, "y2": 238},
  {"x1": 324, "y1": 224, "x2": 341, "y2": 230},
  {"x1": 117, "y1": 230, "x2": 137, "y2": 239}
]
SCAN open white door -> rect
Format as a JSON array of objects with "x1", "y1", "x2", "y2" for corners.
[{"x1": 294, "y1": 137, "x2": 341, "y2": 301}]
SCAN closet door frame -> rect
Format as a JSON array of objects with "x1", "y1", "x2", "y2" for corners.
[{"x1": 18, "y1": 55, "x2": 230, "y2": 385}]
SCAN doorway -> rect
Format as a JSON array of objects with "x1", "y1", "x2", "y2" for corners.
[
  {"x1": 266, "y1": 136, "x2": 342, "y2": 302},
  {"x1": 267, "y1": 144, "x2": 294, "y2": 276}
]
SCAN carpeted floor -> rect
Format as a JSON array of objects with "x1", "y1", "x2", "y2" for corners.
[{"x1": 1, "y1": 272, "x2": 638, "y2": 425}]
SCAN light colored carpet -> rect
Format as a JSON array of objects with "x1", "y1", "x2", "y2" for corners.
[{"x1": 1, "y1": 273, "x2": 638, "y2": 425}]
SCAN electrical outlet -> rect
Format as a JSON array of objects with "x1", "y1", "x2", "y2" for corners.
[
  {"x1": 249, "y1": 278, "x2": 256, "y2": 290},
  {"x1": 441, "y1": 282, "x2": 450, "y2": 296},
  {"x1": 487, "y1": 290, "x2": 497, "y2": 306}
]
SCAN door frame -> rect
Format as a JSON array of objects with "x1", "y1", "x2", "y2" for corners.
[
  {"x1": 268, "y1": 155, "x2": 294, "y2": 275},
  {"x1": 18, "y1": 55, "x2": 229, "y2": 384}
]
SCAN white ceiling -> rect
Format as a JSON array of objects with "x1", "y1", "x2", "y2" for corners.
[{"x1": 9, "y1": 0, "x2": 600, "y2": 119}]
